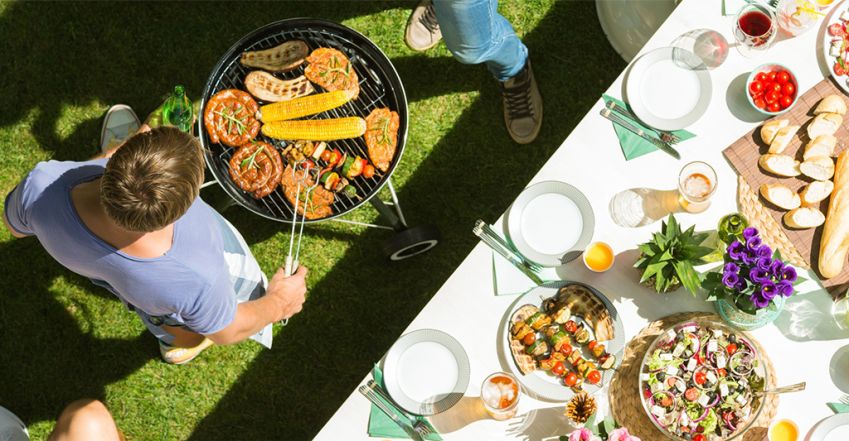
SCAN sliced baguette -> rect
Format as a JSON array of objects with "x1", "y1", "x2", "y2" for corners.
[
  {"x1": 814, "y1": 94, "x2": 848, "y2": 116},
  {"x1": 768, "y1": 125, "x2": 800, "y2": 154},
  {"x1": 800, "y1": 180, "x2": 835, "y2": 206},
  {"x1": 759, "y1": 154, "x2": 802, "y2": 177},
  {"x1": 807, "y1": 113, "x2": 843, "y2": 139},
  {"x1": 760, "y1": 119, "x2": 790, "y2": 145},
  {"x1": 760, "y1": 184, "x2": 801, "y2": 210},
  {"x1": 784, "y1": 207, "x2": 826, "y2": 229},
  {"x1": 803, "y1": 134, "x2": 837, "y2": 160},
  {"x1": 800, "y1": 156, "x2": 836, "y2": 181}
]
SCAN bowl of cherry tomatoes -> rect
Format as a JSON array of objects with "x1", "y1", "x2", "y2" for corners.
[{"x1": 746, "y1": 64, "x2": 798, "y2": 115}]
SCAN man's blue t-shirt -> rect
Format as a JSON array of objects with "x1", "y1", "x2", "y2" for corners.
[{"x1": 4, "y1": 159, "x2": 236, "y2": 335}]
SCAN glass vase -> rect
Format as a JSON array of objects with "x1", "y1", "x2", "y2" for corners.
[{"x1": 715, "y1": 295, "x2": 786, "y2": 330}]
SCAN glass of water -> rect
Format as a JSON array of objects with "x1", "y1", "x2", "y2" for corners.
[{"x1": 832, "y1": 293, "x2": 849, "y2": 330}]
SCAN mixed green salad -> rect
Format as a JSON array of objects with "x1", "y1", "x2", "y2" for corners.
[{"x1": 640, "y1": 322, "x2": 766, "y2": 441}]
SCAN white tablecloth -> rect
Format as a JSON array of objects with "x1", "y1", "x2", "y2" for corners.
[{"x1": 316, "y1": 0, "x2": 849, "y2": 439}]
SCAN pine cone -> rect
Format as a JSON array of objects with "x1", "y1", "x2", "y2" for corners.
[{"x1": 564, "y1": 392, "x2": 596, "y2": 425}]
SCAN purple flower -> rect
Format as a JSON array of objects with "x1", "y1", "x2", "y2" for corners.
[
  {"x1": 743, "y1": 227, "x2": 759, "y2": 240},
  {"x1": 757, "y1": 245, "x2": 772, "y2": 258},
  {"x1": 776, "y1": 280, "x2": 794, "y2": 297},
  {"x1": 728, "y1": 240, "x2": 745, "y2": 261},
  {"x1": 756, "y1": 257, "x2": 773, "y2": 271},
  {"x1": 741, "y1": 251, "x2": 758, "y2": 265},
  {"x1": 761, "y1": 281, "x2": 777, "y2": 300},
  {"x1": 781, "y1": 265, "x2": 797, "y2": 283},
  {"x1": 724, "y1": 262, "x2": 740, "y2": 274},
  {"x1": 750, "y1": 290, "x2": 771, "y2": 308},
  {"x1": 770, "y1": 260, "x2": 784, "y2": 279},
  {"x1": 746, "y1": 236, "x2": 762, "y2": 251},
  {"x1": 735, "y1": 279, "x2": 747, "y2": 291},
  {"x1": 722, "y1": 272, "x2": 740, "y2": 288},
  {"x1": 749, "y1": 268, "x2": 769, "y2": 283}
]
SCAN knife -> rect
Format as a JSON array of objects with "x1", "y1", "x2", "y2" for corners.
[
  {"x1": 473, "y1": 220, "x2": 544, "y2": 285},
  {"x1": 600, "y1": 107, "x2": 681, "y2": 159},
  {"x1": 359, "y1": 384, "x2": 424, "y2": 441}
]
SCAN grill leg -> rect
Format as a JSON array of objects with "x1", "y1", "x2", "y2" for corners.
[{"x1": 369, "y1": 197, "x2": 406, "y2": 232}]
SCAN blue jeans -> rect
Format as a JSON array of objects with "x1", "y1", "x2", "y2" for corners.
[{"x1": 433, "y1": 0, "x2": 528, "y2": 82}]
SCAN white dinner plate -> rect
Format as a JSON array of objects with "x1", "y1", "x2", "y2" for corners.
[
  {"x1": 499, "y1": 281, "x2": 625, "y2": 402},
  {"x1": 383, "y1": 329, "x2": 470, "y2": 415},
  {"x1": 820, "y1": 0, "x2": 849, "y2": 95},
  {"x1": 625, "y1": 46, "x2": 712, "y2": 131},
  {"x1": 506, "y1": 181, "x2": 594, "y2": 267},
  {"x1": 809, "y1": 413, "x2": 849, "y2": 441}
]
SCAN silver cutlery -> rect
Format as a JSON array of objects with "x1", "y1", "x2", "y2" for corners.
[
  {"x1": 366, "y1": 381, "x2": 433, "y2": 438},
  {"x1": 474, "y1": 220, "x2": 544, "y2": 285},
  {"x1": 839, "y1": 394, "x2": 849, "y2": 405},
  {"x1": 756, "y1": 381, "x2": 806, "y2": 397},
  {"x1": 477, "y1": 221, "x2": 542, "y2": 272},
  {"x1": 359, "y1": 384, "x2": 424, "y2": 441},
  {"x1": 600, "y1": 107, "x2": 681, "y2": 160},
  {"x1": 605, "y1": 100, "x2": 681, "y2": 144}
]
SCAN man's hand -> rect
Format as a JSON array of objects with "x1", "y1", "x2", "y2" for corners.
[{"x1": 266, "y1": 265, "x2": 308, "y2": 322}]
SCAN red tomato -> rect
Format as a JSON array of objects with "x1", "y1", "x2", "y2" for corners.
[
  {"x1": 748, "y1": 80, "x2": 763, "y2": 96},
  {"x1": 362, "y1": 164, "x2": 375, "y2": 179},
  {"x1": 779, "y1": 95, "x2": 793, "y2": 109},
  {"x1": 835, "y1": 61, "x2": 845, "y2": 76},
  {"x1": 767, "y1": 71, "x2": 777, "y2": 82},
  {"x1": 770, "y1": 82, "x2": 783, "y2": 94},
  {"x1": 564, "y1": 372, "x2": 578, "y2": 387},
  {"x1": 768, "y1": 102, "x2": 781, "y2": 112},
  {"x1": 726, "y1": 343, "x2": 738, "y2": 354},
  {"x1": 829, "y1": 23, "x2": 845, "y2": 36},
  {"x1": 754, "y1": 98, "x2": 766, "y2": 109},
  {"x1": 684, "y1": 387, "x2": 700, "y2": 401},
  {"x1": 694, "y1": 370, "x2": 707, "y2": 385},
  {"x1": 765, "y1": 91, "x2": 780, "y2": 104},
  {"x1": 559, "y1": 343, "x2": 573, "y2": 356},
  {"x1": 694, "y1": 435, "x2": 706, "y2": 441},
  {"x1": 552, "y1": 362, "x2": 565, "y2": 376},
  {"x1": 522, "y1": 333, "x2": 536, "y2": 346},
  {"x1": 755, "y1": 72, "x2": 768, "y2": 83},
  {"x1": 776, "y1": 71, "x2": 791, "y2": 84},
  {"x1": 694, "y1": 352, "x2": 705, "y2": 365},
  {"x1": 320, "y1": 149, "x2": 332, "y2": 162},
  {"x1": 717, "y1": 368, "x2": 728, "y2": 377},
  {"x1": 587, "y1": 370, "x2": 602, "y2": 385},
  {"x1": 782, "y1": 82, "x2": 796, "y2": 97},
  {"x1": 588, "y1": 341, "x2": 597, "y2": 350}
]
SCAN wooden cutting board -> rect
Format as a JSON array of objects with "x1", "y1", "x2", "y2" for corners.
[{"x1": 723, "y1": 79, "x2": 848, "y2": 295}]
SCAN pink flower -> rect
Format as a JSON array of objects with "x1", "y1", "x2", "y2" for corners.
[
  {"x1": 568, "y1": 427, "x2": 601, "y2": 441},
  {"x1": 608, "y1": 428, "x2": 640, "y2": 441}
]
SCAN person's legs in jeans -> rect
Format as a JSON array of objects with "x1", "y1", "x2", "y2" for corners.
[{"x1": 431, "y1": 0, "x2": 543, "y2": 144}]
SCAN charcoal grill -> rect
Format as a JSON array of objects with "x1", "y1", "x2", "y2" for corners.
[{"x1": 198, "y1": 18, "x2": 439, "y2": 260}]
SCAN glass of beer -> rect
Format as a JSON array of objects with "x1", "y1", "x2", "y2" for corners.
[
  {"x1": 481, "y1": 372, "x2": 520, "y2": 420},
  {"x1": 678, "y1": 161, "x2": 717, "y2": 213}
]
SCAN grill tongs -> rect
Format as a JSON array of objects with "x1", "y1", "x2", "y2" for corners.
[{"x1": 281, "y1": 160, "x2": 319, "y2": 325}]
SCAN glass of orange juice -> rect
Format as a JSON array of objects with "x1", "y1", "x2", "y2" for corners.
[
  {"x1": 583, "y1": 241, "x2": 615, "y2": 272},
  {"x1": 769, "y1": 419, "x2": 799, "y2": 441},
  {"x1": 481, "y1": 372, "x2": 520, "y2": 420}
]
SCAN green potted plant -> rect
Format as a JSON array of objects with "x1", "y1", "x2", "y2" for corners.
[{"x1": 634, "y1": 214, "x2": 713, "y2": 295}]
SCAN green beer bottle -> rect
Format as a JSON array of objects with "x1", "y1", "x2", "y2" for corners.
[
  {"x1": 718, "y1": 213, "x2": 748, "y2": 244},
  {"x1": 162, "y1": 85, "x2": 193, "y2": 133}
]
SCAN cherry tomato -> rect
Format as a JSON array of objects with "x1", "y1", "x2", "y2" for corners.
[
  {"x1": 693, "y1": 435, "x2": 706, "y2": 441},
  {"x1": 684, "y1": 387, "x2": 700, "y2": 402},
  {"x1": 659, "y1": 393, "x2": 673, "y2": 407},
  {"x1": 564, "y1": 372, "x2": 578, "y2": 387},
  {"x1": 754, "y1": 98, "x2": 766, "y2": 109},
  {"x1": 755, "y1": 72, "x2": 768, "y2": 83},
  {"x1": 830, "y1": 22, "x2": 845, "y2": 36},
  {"x1": 768, "y1": 102, "x2": 781, "y2": 112},
  {"x1": 694, "y1": 370, "x2": 707, "y2": 385},
  {"x1": 782, "y1": 82, "x2": 796, "y2": 97},
  {"x1": 694, "y1": 352, "x2": 705, "y2": 365},
  {"x1": 559, "y1": 343, "x2": 573, "y2": 356},
  {"x1": 552, "y1": 362, "x2": 565, "y2": 376},
  {"x1": 362, "y1": 164, "x2": 375, "y2": 179},
  {"x1": 770, "y1": 82, "x2": 783, "y2": 94},
  {"x1": 767, "y1": 71, "x2": 777, "y2": 82},
  {"x1": 726, "y1": 343, "x2": 738, "y2": 354},
  {"x1": 588, "y1": 340, "x2": 597, "y2": 350},
  {"x1": 522, "y1": 333, "x2": 536, "y2": 346},
  {"x1": 320, "y1": 149, "x2": 332, "y2": 162},
  {"x1": 765, "y1": 91, "x2": 780, "y2": 104},
  {"x1": 779, "y1": 95, "x2": 794, "y2": 109},
  {"x1": 748, "y1": 80, "x2": 763, "y2": 96},
  {"x1": 717, "y1": 368, "x2": 728, "y2": 377},
  {"x1": 587, "y1": 370, "x2": 602, "y2": 385},
  {"x1": 776, "y1": 70, "x2": 791, "y2": 84},
  {"x1": 835, "y1": 61, "x2": 845, "y2": 76}
]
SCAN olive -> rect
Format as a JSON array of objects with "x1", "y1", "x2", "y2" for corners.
[
  {"x1": 683, "y1": 434, "x2": 692, "y2": 440},
  {"x1": 729, "y1": 334, "x2": 737, "y2": 343},
  {"x1": 657, "y1": 372, "x2": 666, "y2": 382}
]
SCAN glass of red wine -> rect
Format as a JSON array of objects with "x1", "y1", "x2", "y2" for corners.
[{"x1": 733, "y1": 4, "x2": 777, "y2": 57}]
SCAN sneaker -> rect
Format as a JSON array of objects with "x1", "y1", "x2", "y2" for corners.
[
  {"x1": 405, "y1": 0, "x2": 442, "y2": 52},
  {"x1": 100, "y1": 104, "x2": 140, "y2": 153},
  {"x1": 159, "y1": 338, "x2": 214, "y2": 365},
  {"x1": 500, "y1": 59, "x2": 543, "y2": 144}
]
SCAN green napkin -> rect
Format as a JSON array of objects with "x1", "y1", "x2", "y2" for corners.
[
  {"x1": 828, "y1": 402, "x2": 849, "y2": 413},
  {"x1": 602, "y1": 94, "x2": 696, "y2": 160},
  {"x1": 367, "y1": 364, "x2": 442, "y2": 440}
]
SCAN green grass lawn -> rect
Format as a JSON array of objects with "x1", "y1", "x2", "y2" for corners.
[{"x1": 0, "y1": 1, "x2": 624, "y2": 439}]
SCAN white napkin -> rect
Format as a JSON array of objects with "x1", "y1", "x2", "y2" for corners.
[
  {"x1": 491, "y1": 251, "x2": 561, "y2": 296},
  {"x1": 723, "y1": 0, "x2": 751, "y2": 15}
]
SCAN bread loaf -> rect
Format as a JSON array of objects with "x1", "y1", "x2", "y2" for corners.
[
  {"x1": 807, "y1": 113, "x2": 842, "y2": 139},
  {"x1": 803, "y1": 135, "x2": 837, "y2": 160},
  {"x1": 760, "y1": 183, "x2": 801, "y2": 210},
  {"x1": 819, "y1": 150, "x2": 849, "y2": 278},
  {"x1": 759, "y1": 154, "x2": 801, "y2": 177},
  {"x1": 814, "y1": 94, "x2": 847, "y2": 115},
  {"x1": 760, "y1": 119, "x2": 789, "y2": 145}
]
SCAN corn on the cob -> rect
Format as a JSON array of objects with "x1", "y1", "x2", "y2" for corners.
[
  {"x1": 261, "y1": 117, "x2": 366, "y2": 141},
  {"x1": 260, "y1": 90, "x2": 352, "y2": 122}
]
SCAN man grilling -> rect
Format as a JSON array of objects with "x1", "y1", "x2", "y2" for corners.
[{"x1": 3, "y1": 106, "x2": 307, "y2": 364}]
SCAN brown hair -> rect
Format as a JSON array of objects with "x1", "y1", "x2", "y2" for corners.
[{"x1": 100, "y1": 127, "x2": 204, "y2": 232}]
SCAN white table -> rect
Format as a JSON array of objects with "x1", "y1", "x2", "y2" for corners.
[{"x1": 316, "y1": 1, "x2": 849, "y2": 439}]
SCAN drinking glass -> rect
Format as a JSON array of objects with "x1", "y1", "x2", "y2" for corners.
[
  {"x1": 733, "y1": 4, "x2": 778, "y2": 57},
  {"x1": 678, "y1": 161, "x2": 717, "y2": 213},
  {"x1": 777, "y1": 0, "x2": 820, "y2": 36},
  {"x1": 480, "y1": 372, "x2": 520, "y2": 421},
  {"x1": 831, "y1": 293, "x2": 849, "y2": 330}
]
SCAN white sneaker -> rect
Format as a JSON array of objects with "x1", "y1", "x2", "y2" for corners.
[{"x1": 100, "y1": 104, "x2": 140, "y2": 153}]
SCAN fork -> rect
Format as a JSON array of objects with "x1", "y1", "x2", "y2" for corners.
[
  {"x1": 605, "y1": 101, "x2": 682, "y2": 144},
  {"x1": 413, "y1": 420, "x2": 433, "y2": 437},
  {"x1": 839, "y1": 394, "x2": 849, "y2": 405}
]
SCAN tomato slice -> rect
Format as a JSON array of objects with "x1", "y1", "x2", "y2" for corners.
[
  {"x1": 835, "y1": 61, "x2": 845, "y2": 77},
  {"x1": 684, "y1": 387, "x2": 700, "y2": 402},
  {"x1": 830, "y1": 23, "x2": 845, "y2": 36},
  {"x1": 695, "y1": 370, "x2": 707, "y2": 385}
]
